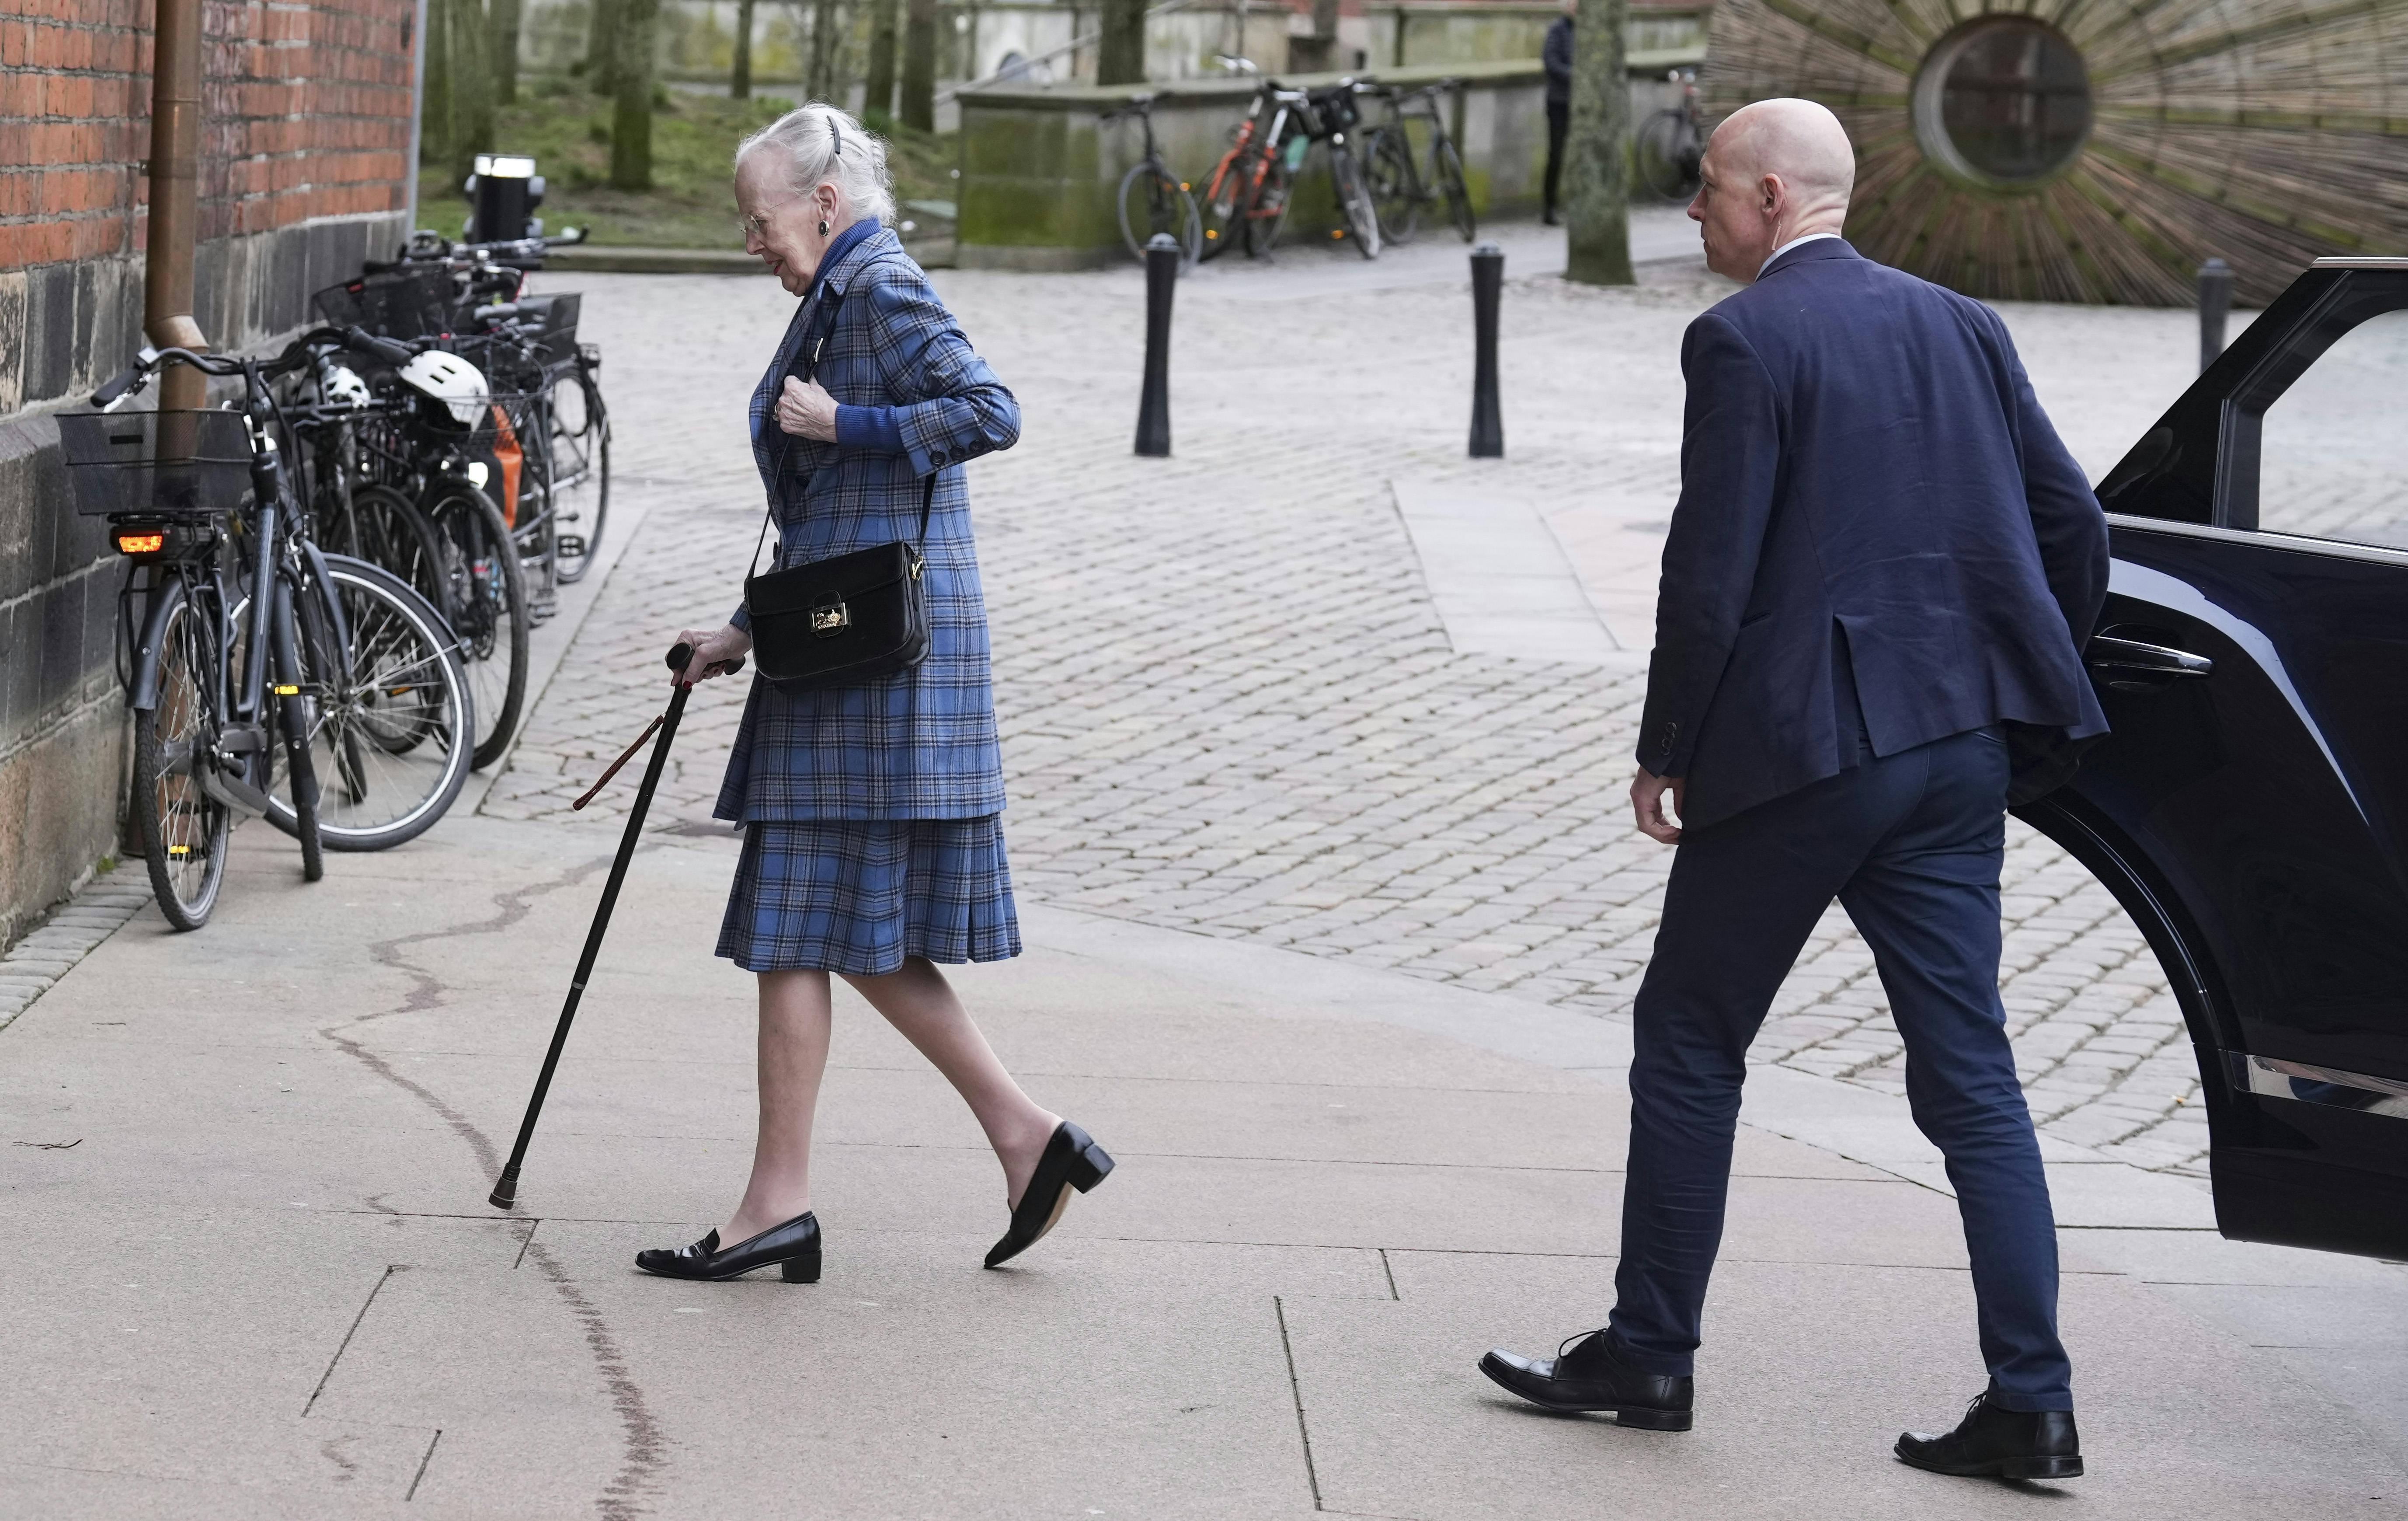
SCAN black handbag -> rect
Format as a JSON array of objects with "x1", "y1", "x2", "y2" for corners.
[{"x1": 742, "y1": 285, "x2": 936, "y2": 692}]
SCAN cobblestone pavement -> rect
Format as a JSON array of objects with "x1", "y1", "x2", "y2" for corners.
[{"x1": 492, "y1": 241, "x2": 2215, "y2": 1174}]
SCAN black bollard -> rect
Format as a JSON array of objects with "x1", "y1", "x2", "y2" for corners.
[
  {"x1": 2198, "y1": 257, "x2": 2233, "y2": 374},
  {"x1": 1135, "y1": 232, "x2": 1178, "y2": 457},
  {"x1": 1469, "y1": 241, "x2": 1503, "y2": 458}
]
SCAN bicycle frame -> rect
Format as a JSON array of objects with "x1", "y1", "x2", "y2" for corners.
[{"x1": 114, "y1": 344, "x2": 355, "y2": 820}]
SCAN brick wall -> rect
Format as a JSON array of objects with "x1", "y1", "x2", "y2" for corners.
[{"x1": 0, "y1": 0, "x2": 418, "y2": 946}]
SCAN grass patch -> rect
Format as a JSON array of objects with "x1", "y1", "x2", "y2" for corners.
[{"x1": 417, "y1": 83, "x2": 961, "y2": 248}]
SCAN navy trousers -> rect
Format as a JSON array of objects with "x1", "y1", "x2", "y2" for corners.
[{"x1": 1605, "y1": 726, "x2": 2074, "y2": 1411}]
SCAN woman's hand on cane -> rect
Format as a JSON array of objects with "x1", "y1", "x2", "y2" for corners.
[{"x1": 675, "y1": 623, "x2": 753, "y2": 686}]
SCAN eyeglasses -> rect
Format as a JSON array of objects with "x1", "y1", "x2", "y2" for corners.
[{"x1": 739, "y1": 192, "x2": 803, "y2": 243}]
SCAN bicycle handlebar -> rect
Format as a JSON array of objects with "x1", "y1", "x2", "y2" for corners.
[{"x1": 89, "y1": 324, "x2": 419, "y2": 408}]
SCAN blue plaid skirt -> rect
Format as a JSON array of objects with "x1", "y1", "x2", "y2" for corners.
[{"x1": 715, "y1": 816, "x2": 1023, "y2": 976}]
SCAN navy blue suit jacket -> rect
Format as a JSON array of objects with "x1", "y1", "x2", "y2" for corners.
[{"x1": 1637, "y1": 239, "x2": 2109, "y2": 829}]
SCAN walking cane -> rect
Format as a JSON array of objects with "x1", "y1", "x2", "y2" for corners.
[{"x1": 487, "y1": 640, "x2": 743, "y2": 1210}]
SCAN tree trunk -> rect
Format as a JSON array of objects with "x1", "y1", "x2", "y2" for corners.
[
  {"x1": 1563, "y1": 0, "x2": 1631, "y2": 285},
  {"x1": 610, "y1": 0, "x2": 659, "y2": 189},
  {"x1": 807, "y1": 0, "x2": 841, "y2": 101},
  {"x1": 490, "y1": 0, "x2": 521, "y2": 105},
  {"x1": 900, "y1": 0, "x2": 935, "y2": 130},
  {"x1": 586, "y1": 0, "x2": 623, "y2": 92},
  {"x1": 864, "y1": 0, "x2": 898, "y2": 119},
  {"x1": 449, "y1": 0, "x2": 496, "y2": 175},
  {"x1": 424, "y1": 0, "x2": 453, "y2": 166},
  {"x1": 1097, "y1": 0, "x2": 1145, "y2": 85},
  {"x1": 731, "y1": 0, "x2": 756, "y2": 96}
]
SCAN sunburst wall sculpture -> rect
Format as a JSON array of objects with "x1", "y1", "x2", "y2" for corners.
[{"x1": 1702, "y1": 0, "x2": 2408, "y2": 304}]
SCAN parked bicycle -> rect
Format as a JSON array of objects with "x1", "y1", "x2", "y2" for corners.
[
  {"x1": 1199, "y1": 60, "x2": 1383, "y2": 260},
  {"x1": 1635, "y1": 68, "x2": 1706, "y2": 202},
  {"x1": 63, "y1": 332, "x2": 476, "y2": 928},
  {"x1": 1363, "y1": 78, "x2": 1476, "y2": 246},
  {"x1": 1107, "y1": 93, "x2": 1202, "y2": 267}
]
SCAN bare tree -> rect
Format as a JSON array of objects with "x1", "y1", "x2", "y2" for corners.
[
  {"x1": 1099, "y1": 0, "x2": 1145, "y2": 84},
  {"x1": 732, "y1": 0, "x2": 757, "y2": 97},
  {"x1": 864, "y1": 0, "x2": 898, "y2": 119},
  {"x1": 491, "y1": 0, "x2": 522, "y2": 105},
  {"x1": 901, "y1": 0, "x2": 935, "y2": 129},
  {"x1": 611, "y1": 0, "x2": 660, "y2": 188},
  {"x1": 1563, "y1": 0, "x2": 1632, "y2": 284}
]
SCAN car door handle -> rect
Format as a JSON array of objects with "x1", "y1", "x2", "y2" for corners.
[{"x1": 2086, "y1": 635, "x2": 2213, "y2": 679}]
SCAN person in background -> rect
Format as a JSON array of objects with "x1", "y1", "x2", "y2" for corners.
[
  {"x1": 649, "y1": 102, "x2": 1114, "y2": 1289},
  {"x1": 1478, "y1": 98, "x2": 2108, "y2": 1480},
  {"x1": 1542, "y1": 0, "x2": 1575, "y2": 226}
]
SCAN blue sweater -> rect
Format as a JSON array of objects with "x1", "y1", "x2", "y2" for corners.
[{"x1": 786, "y1": 218, "x2": 909, "y2": 455}]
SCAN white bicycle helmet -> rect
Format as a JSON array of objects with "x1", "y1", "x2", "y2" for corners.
[
  {"x1": 398, "y1": 350, "x2": 491, "y2": 428},
  {"x1": 314, "y1": 364, "x2": 372, "y2": 410}
]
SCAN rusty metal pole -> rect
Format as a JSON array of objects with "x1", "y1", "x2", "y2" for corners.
[{"x1": 146, "y1": 0, "x2": 210, "y2": 410}]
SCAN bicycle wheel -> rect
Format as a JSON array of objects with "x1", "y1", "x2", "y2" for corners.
[
  {"x1": 1364, "y1": 127, "x2": 1420, "y2": 246},
  {"x1": 269, "y1": 576, "x2": 326, "y2": 883},
  {"x1": 1251, "y1": 154, "x2": 1294, "y2": 257},
  {"x1": 261, "y1": 556, "x2": 475, "y2": 851},
  {"x1": 1331, "y1": 144, "x2": 1382, "y2": 259},
  {"x1": 423, "y1": 480, "x2": 529, "y2": 769},
  {"x1": 1198, "y1": 150, "x2": 1256, "y2": 260},
  {"x1": 550, "y1": 363, "x2": 610, "y2": 585},
  {"x1": 1434, "y1": 138, "x2": 1476, "y2": 241},
  {"x1": 326, "y1": 483, "x2": 445, "y2": 610},
  {"x1": 131, "y1": 576, "x2": 230, "y2": 931},
  {"x1": 1635, "y1": 109, "x2": 1703, "y2": 201},
  {"x1": 1117, "y1": 161, "x2": 1203, "y2": 267}
]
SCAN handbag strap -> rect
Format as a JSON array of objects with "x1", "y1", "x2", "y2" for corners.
[
  {"x1": 752, "y1": 283, "x2": 849, "y2": 579},
  {"x1": 749, "y1": 274, "x2": 943, "y2": 580}
]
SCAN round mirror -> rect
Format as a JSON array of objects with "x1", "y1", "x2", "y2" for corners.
[{"x1": 1912, "y1": 18, "x2": 2092, "y2": 188}]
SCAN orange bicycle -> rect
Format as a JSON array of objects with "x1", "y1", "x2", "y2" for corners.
[{"x1": 1198, "y1": 58, "x2": 1311, "y2": 260}]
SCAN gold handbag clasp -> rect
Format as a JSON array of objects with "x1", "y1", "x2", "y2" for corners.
[{"x1": 811, "y1": 595, "x2": 850, "y2": 635}]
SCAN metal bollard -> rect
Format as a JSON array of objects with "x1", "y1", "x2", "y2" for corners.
[
  {"x1": 2198, "y1": 257, "x2": 2233, "y2": 374},
  {"x1": 1469, "y1": 242, "x2": 1503, "y2": 458},
  {"x1": 1135, "y1": 233, "x2": 1179, "y2": 457}
]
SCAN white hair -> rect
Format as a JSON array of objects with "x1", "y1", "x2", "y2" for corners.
[{"x1": 735, "y1": 102, "x2": 898, "y2": 226}]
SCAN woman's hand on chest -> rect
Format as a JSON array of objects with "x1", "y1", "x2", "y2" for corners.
[{"x1": 777, "y1": 375, "x2": 840, "y2": 441}]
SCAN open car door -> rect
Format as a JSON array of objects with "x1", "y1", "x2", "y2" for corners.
[{"x1": 2016, "y1": 257, "x2": 2408, "y2": 1260}]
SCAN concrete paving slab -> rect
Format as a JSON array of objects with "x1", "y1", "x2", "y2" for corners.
[{"x1": 1283, "y1": 1258, "x2": 2408, "y2": 1521}]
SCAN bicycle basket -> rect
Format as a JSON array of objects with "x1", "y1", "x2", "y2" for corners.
[
  {"x1": 312, "y1": 264, "x2": 455, "y2": 339},
  {"x1": 56, "y1": 410, "x2": 253, "y2": 518},
  {"x1": 1309, "y1": 86, "x2": 1361, "y2": 132}
]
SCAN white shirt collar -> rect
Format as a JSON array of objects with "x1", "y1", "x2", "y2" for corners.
[{"x1": 1759, "y1": 231, "x2": 1841, "y2": 277}]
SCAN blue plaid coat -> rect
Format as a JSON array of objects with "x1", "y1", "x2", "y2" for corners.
[{"x1": 714, "y1": 227, "x2": 1020, "y2": 822}]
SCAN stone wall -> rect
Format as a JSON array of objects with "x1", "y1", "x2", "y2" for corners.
[{"x1": 0, "y1": 0, "x2": 416, "y2": 946}]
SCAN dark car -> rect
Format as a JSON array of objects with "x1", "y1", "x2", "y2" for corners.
[{"x1": 2017, "y1": 255, "x2": 2408, "y2": 1260}]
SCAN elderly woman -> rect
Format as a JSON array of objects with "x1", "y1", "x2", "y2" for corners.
[{"x1": 644, "y1": 104, "x2": 1111, "y2": 1285}]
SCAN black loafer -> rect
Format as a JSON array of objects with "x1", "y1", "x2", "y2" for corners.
[
  {"x1": 636, "y1": 1211, "x2": 821, "y2": 1283},
  {"x1": 1897, "y1": 1392, "x2": 2082, "y2": 1479},
  {"x1": 1479, "y1": 1328, "x2": 1694, "y2": 1431},
  {"x1": 984, "y1": 1120, "x2": 1114, "y2": 1269}
]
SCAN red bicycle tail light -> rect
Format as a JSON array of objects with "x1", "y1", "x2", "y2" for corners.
[{"x1": 116, "y1": 531, "x2": 165, "y2": 555}]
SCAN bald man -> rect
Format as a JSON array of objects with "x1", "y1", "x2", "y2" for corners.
[{"x1": 1480, "y1": 100, "x2": 2107, "y2": 1479}]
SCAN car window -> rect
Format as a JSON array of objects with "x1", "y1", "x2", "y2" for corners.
[{"x1": 2255, "y1": 307, "x2": 2408, "y2": 550}]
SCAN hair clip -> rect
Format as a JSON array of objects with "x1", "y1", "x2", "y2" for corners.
[{"x1": 828, "y1": 114, "x2": 844, "y2": 157}]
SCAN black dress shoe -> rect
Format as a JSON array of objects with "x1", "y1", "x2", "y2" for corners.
[
  {"x1": 984, "y1": 1120, "x2": 1114, "y2": 1269},
  {"x1": 1479, "y1": 1328, "x2": 1694, "y2": 1430},
  {"x1": 635, "y1": 1211, "x2": 821, "y2": 1283},
  {"x1": 1897, "y1": 1392, "x2": 2082, "y2": 1479}
]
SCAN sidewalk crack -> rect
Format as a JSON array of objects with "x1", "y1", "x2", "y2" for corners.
[
  {"x1": 1274, "y1": 1294, "x2": 1325, "y2": 1511},
  {"x1": 303, "y1": 1264, "x2": 401, "y2": 1416}
]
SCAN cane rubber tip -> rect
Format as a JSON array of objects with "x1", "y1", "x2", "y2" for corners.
[{"x1": 488, "y1": 1179, "x2": 518, "y2": 1210}]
